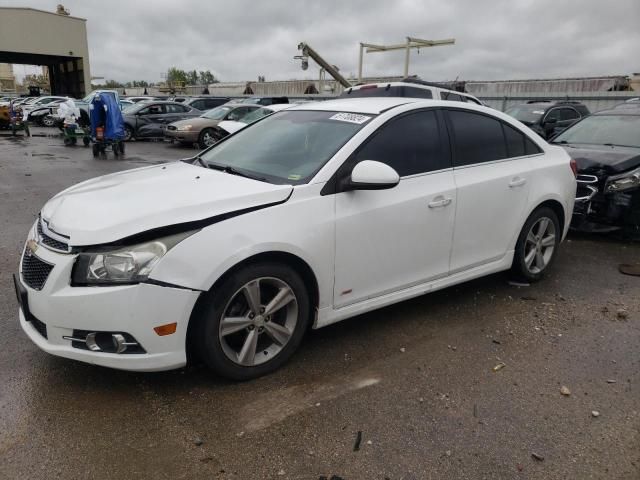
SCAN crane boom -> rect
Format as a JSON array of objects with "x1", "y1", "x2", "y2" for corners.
[{"x1": 297, "y1": 42, "x2": 351, "y2": 88}]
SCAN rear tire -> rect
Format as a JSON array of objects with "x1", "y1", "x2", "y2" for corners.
[
  {"x1": 195, "y1": 263, "x2": 310, "y2": 380},
  {"x1": 511, "y1": 207, "x2": 560, "y2": 282},
  {"x1": 123, "y1": 125, "x2": 134, "y2": 142}
]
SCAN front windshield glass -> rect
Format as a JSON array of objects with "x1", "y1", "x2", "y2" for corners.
[
  {"x1": 237, "y1": 107, "x2": 273, "y2": 124},
  {"x1": 505, "y1": 105, "x2": 545, "y2": 123},
  {"x1": 199, "y1": 110, "x2": 373, "y2": 184},
  {"x1": 122, "y1": 104, "x2": 140, "y2": 114},
  {"x1": 552, "y1": 114, "x2": 640, "y2": 148},
  {"x1": 202, "y1": 106, "x2": 232, "y2": 120}
]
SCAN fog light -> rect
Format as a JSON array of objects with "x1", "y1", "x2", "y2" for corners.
[{"x1": 154, "y1": 322, "x2": 177, "y2": 336}]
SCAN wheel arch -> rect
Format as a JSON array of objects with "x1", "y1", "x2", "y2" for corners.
[{"x1": 185, "y1": 250, "x2": 320, "y2": 360}]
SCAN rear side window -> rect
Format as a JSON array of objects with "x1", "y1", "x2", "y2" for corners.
[
  {"x1": 191, "y1": 100, "x2": 205, "y2": 110},
  {"x1": 353, "y1": 110, "x2": 447, "y2": 176},
  {"x1": 560, "y1": 108, "x2": 579, "y2": 121},
  {"x1": 447, "y1": 110, "x2": 507, "y2": 166},
  {"x1": 441, "y1": 92, "x2": 464, "y2": 102},
  {"x1": 503, "y1": 123, "x2": 527, "y2": 157}
]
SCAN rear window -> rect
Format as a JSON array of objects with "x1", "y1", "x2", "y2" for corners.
[{"x1": 342, "y1": 86, "x2": 433, "y2": 99}]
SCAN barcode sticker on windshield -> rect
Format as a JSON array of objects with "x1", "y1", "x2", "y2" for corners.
[{"x1": 329, "y1": 113, "x2": 372, "y2": 124}]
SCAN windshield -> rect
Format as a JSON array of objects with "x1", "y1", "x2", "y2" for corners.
[
  {"x1": 199, "y1": 110, "x2": 373, "y2": 184},
  {"x1": 237, "y1": 107, "x2": 274, "y2": 124},
  {"x1": 239, "y1": 98, "x2": 262, "y2": 104},
  {"x1": 505, "y1": 105, "x2": 546, "y2": 123},
  {"x1": 122, "y1": 104, "x2": 140, "y2": 114},
  {"x1": 552, "y1": 114, "x2": 640, "y2": 148},
  {"x1": 202, "y1": 106, "x2": 232, "y2": 120}
]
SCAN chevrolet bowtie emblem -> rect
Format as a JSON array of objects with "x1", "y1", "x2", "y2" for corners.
[{"x1": 26, "y1": 239, "x2": 38, "y2": 256}]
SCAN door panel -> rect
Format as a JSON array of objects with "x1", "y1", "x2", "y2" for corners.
[
  {"x1": 450, "y1": 160, "x2": 531, "y2": 272},
  {"x1": 334, "y1": 172, "x2": 455, "y2": 307},
  {"x1": 445, "y1": 108, "x2": 532, "y2": 272}
]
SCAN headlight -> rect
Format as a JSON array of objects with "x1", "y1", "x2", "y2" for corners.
[
  {"x1": 605, "y1": 167, "x2": 640, "y2": 193},
  {"x1": 72, "y1": 231, "x2": 195, "y2": 286},
  {"x1": 176, "y1": 124, "x2": 193, "y2": 131}
]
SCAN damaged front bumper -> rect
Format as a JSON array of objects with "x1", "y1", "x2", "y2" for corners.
[{"x1": 571, "y1": 174, "x2": 640, "y2": 233}]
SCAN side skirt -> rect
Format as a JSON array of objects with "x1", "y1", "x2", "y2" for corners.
[{"x1": 314, "y1": 251, "x2": 514, "y2": 329}]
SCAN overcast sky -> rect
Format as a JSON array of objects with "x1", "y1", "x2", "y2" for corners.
[{"x1": 4, "y1": 0, "x2": 639, "y2": 84}]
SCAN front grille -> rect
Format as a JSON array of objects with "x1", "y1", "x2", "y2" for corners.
[
  {"x1": 37, "y1": 220, "x2": 69, "y2": 252},
  {"x1": 21, "y1": 248, "x2": 54, "y2": 290},
  {"x1": 30, "y1": 316, "x2": 48, "y2": 339}
]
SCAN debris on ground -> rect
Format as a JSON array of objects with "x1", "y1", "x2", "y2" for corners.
[
  {"x1": 492, "y1": 362, "x2": 506, "y2": 372},
  {"x1": 606, "y1": 379, "x2": 617, "y2": 384},
  {"x1": 366, "y1": 440, "x2": 373, "y2": 445},
  {"x1": 353, "y1": 431, "x2": 363, "y2": 451},
  {"x1": 508, "y1": 280, "x2": 530, "y2": 287},
  {"x1": 560, "y1": 386, "x2": 571, "y2": 396},
  {"x1": 492, "y1": 339, "x2": 501, "y2": 345},
  {"x1": 277, "y1": 469, "x2": 286, "y2": 476},
  {"x1": 592, "y1": 410, "x2": 600, "y2": 417},
  {"x1": 193, "y1": 437, "x2": 204, "y2": 446},
  {"x1": 531, "y1": 452, "x2": 545, "y2": 461},
  {"x1": 616, "y1": 309, "x2": 629, "y2": 320},
  {"x1": 400, "y1": 347, "x2": 406, "y2": 353},
  {"x1": 521, "y1": 295, "x2": 537, "y2": 301},
  {"x1": 445, "y1": 450, "x2": 452, "y2": 457}
]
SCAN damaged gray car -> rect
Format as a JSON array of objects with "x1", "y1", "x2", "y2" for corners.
[{"x1": 551, "y1": 103, "x2": 640, "y2": 235}]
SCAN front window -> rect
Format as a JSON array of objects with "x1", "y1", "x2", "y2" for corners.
[
  {"x1": 199, "y1": 110, "x2": 373, "y2": 184},
  {"x1": 505, "y1": 105, "x2": 545, "y2": 124},
  {"x1": 552, "y1": 114, "x2": 640, "y2": 148},
  {"x1": 202, "y1": 106, "x2": 232, "y2": 120},
  {"x1": 236, "y1": 107, "x2": 274, "y2": 125}
]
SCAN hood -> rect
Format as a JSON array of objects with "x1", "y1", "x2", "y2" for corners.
[
  {"x1": 170, "y1": 117, "x2": 219, "y2": 129},
  {"x1": 559, "y1": 144, "x2": 640, "y2": 175},
  {"x1": 41, "y1": 162, "x2": 293, "y2": 246}
]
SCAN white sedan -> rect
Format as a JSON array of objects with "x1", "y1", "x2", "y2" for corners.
[{"x1": 16, "y1": 97, "x2": 576, "y2": 379}]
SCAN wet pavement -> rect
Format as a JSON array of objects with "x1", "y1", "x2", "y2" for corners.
[{"x1": 1, "y1": 129, "x2": 639, "y2": 479}]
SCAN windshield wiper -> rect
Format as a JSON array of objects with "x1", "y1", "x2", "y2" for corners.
[
  {"x1": 193, "y1": 155, "x2": 208, "y2": 168},
  {"x1": 207, "y1": 162, "x2": 267, "y2": 182},
  {"x1": 603, "y1": 143, "x2": 637, "y2": 148}
]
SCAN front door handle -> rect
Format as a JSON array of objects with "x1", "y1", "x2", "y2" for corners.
[
  {"x1": 509, "y1": 177, "x2": 527, "y2": 188},
  {"x1": 428, "y1": 197, "x2": 452, "y2": 208}
]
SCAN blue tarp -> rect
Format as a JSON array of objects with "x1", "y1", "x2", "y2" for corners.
[{"x1": 89, "y1": 92, "x2": 125, "y2": 140}]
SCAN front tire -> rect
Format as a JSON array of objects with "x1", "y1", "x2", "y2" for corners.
[
  {"x1": 511, "y1": 207, "x2": 560, "y2": 282},
  {"x1": 195, "y1": 263, "x2": 311, "y2": 380},
  {"x1": 198, "y1": 128, "x2": 217, "y2": 149}
]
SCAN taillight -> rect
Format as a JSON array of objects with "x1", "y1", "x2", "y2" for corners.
[{"x1": 570, "y1": 158, "x2": 577, "y2": 178}]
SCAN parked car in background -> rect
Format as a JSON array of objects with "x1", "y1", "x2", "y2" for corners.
[
  {"x1": 216, "y1": 103, "x2": 294, "y2": 137},
  {"x1": 550, "y1": 103, "x2": 640, "y2": 234},
  {"x1": 238, "y1": 96, "x2": 289, "y2": 106},
  {"x1": 341, "y1": 78, "x2": 483, "y2": 105},
  {"x1": 122, "y1": 101, "x2": 201, "y2": 140},
  {"x1": 182, "y1": 96, "x2": 230, "y2": 112},
  {"x1": 27, "y1": 98, "x2": 69, "y2": 126},
  {"x1": 21, "y1": 96, "x2": 68, "y2": 118},
  {"x1": 505, "y1": 101, "x2": 590, "y2": 140},
  {"x1": 165, "y1": 103, "x2": 261, "y2": 148},
  {"x1": 16, "y1": 97, "x2": 576, "y2": 379}
]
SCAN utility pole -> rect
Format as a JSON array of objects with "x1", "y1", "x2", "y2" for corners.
[{"x1": 358, "y1": 36, "x2": 455, "y2": 83}]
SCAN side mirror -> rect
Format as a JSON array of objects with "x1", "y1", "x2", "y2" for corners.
[
  {"x1": 347, "y1": 160, "x2": 400, "y2": 191},
  {"x1": 544, "y1": 117, "x2": 558, "y2": 125}
]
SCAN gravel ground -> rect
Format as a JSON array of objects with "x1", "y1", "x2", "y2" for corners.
[{"x1": 1, "y1": 129, "x2": 639, "y2": 480}]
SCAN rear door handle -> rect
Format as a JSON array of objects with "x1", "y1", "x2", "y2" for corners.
[
  {"x1": 428, "y1": 197, "x2": 452, "y2": 208},
  {"x1": 509, "y1": 177, "x2": 527, "y2": 188}
]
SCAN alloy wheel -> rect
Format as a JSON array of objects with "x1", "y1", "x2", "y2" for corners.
[
  {"x1": 203, "y1": 131, "x2": 215, "y2": 146},
  {"x1": 219, "y1": 277, "x2": 298, "y2": 367},
  {"x1": 524, "y1": 217, "x2": 556, "y2": 274}
]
